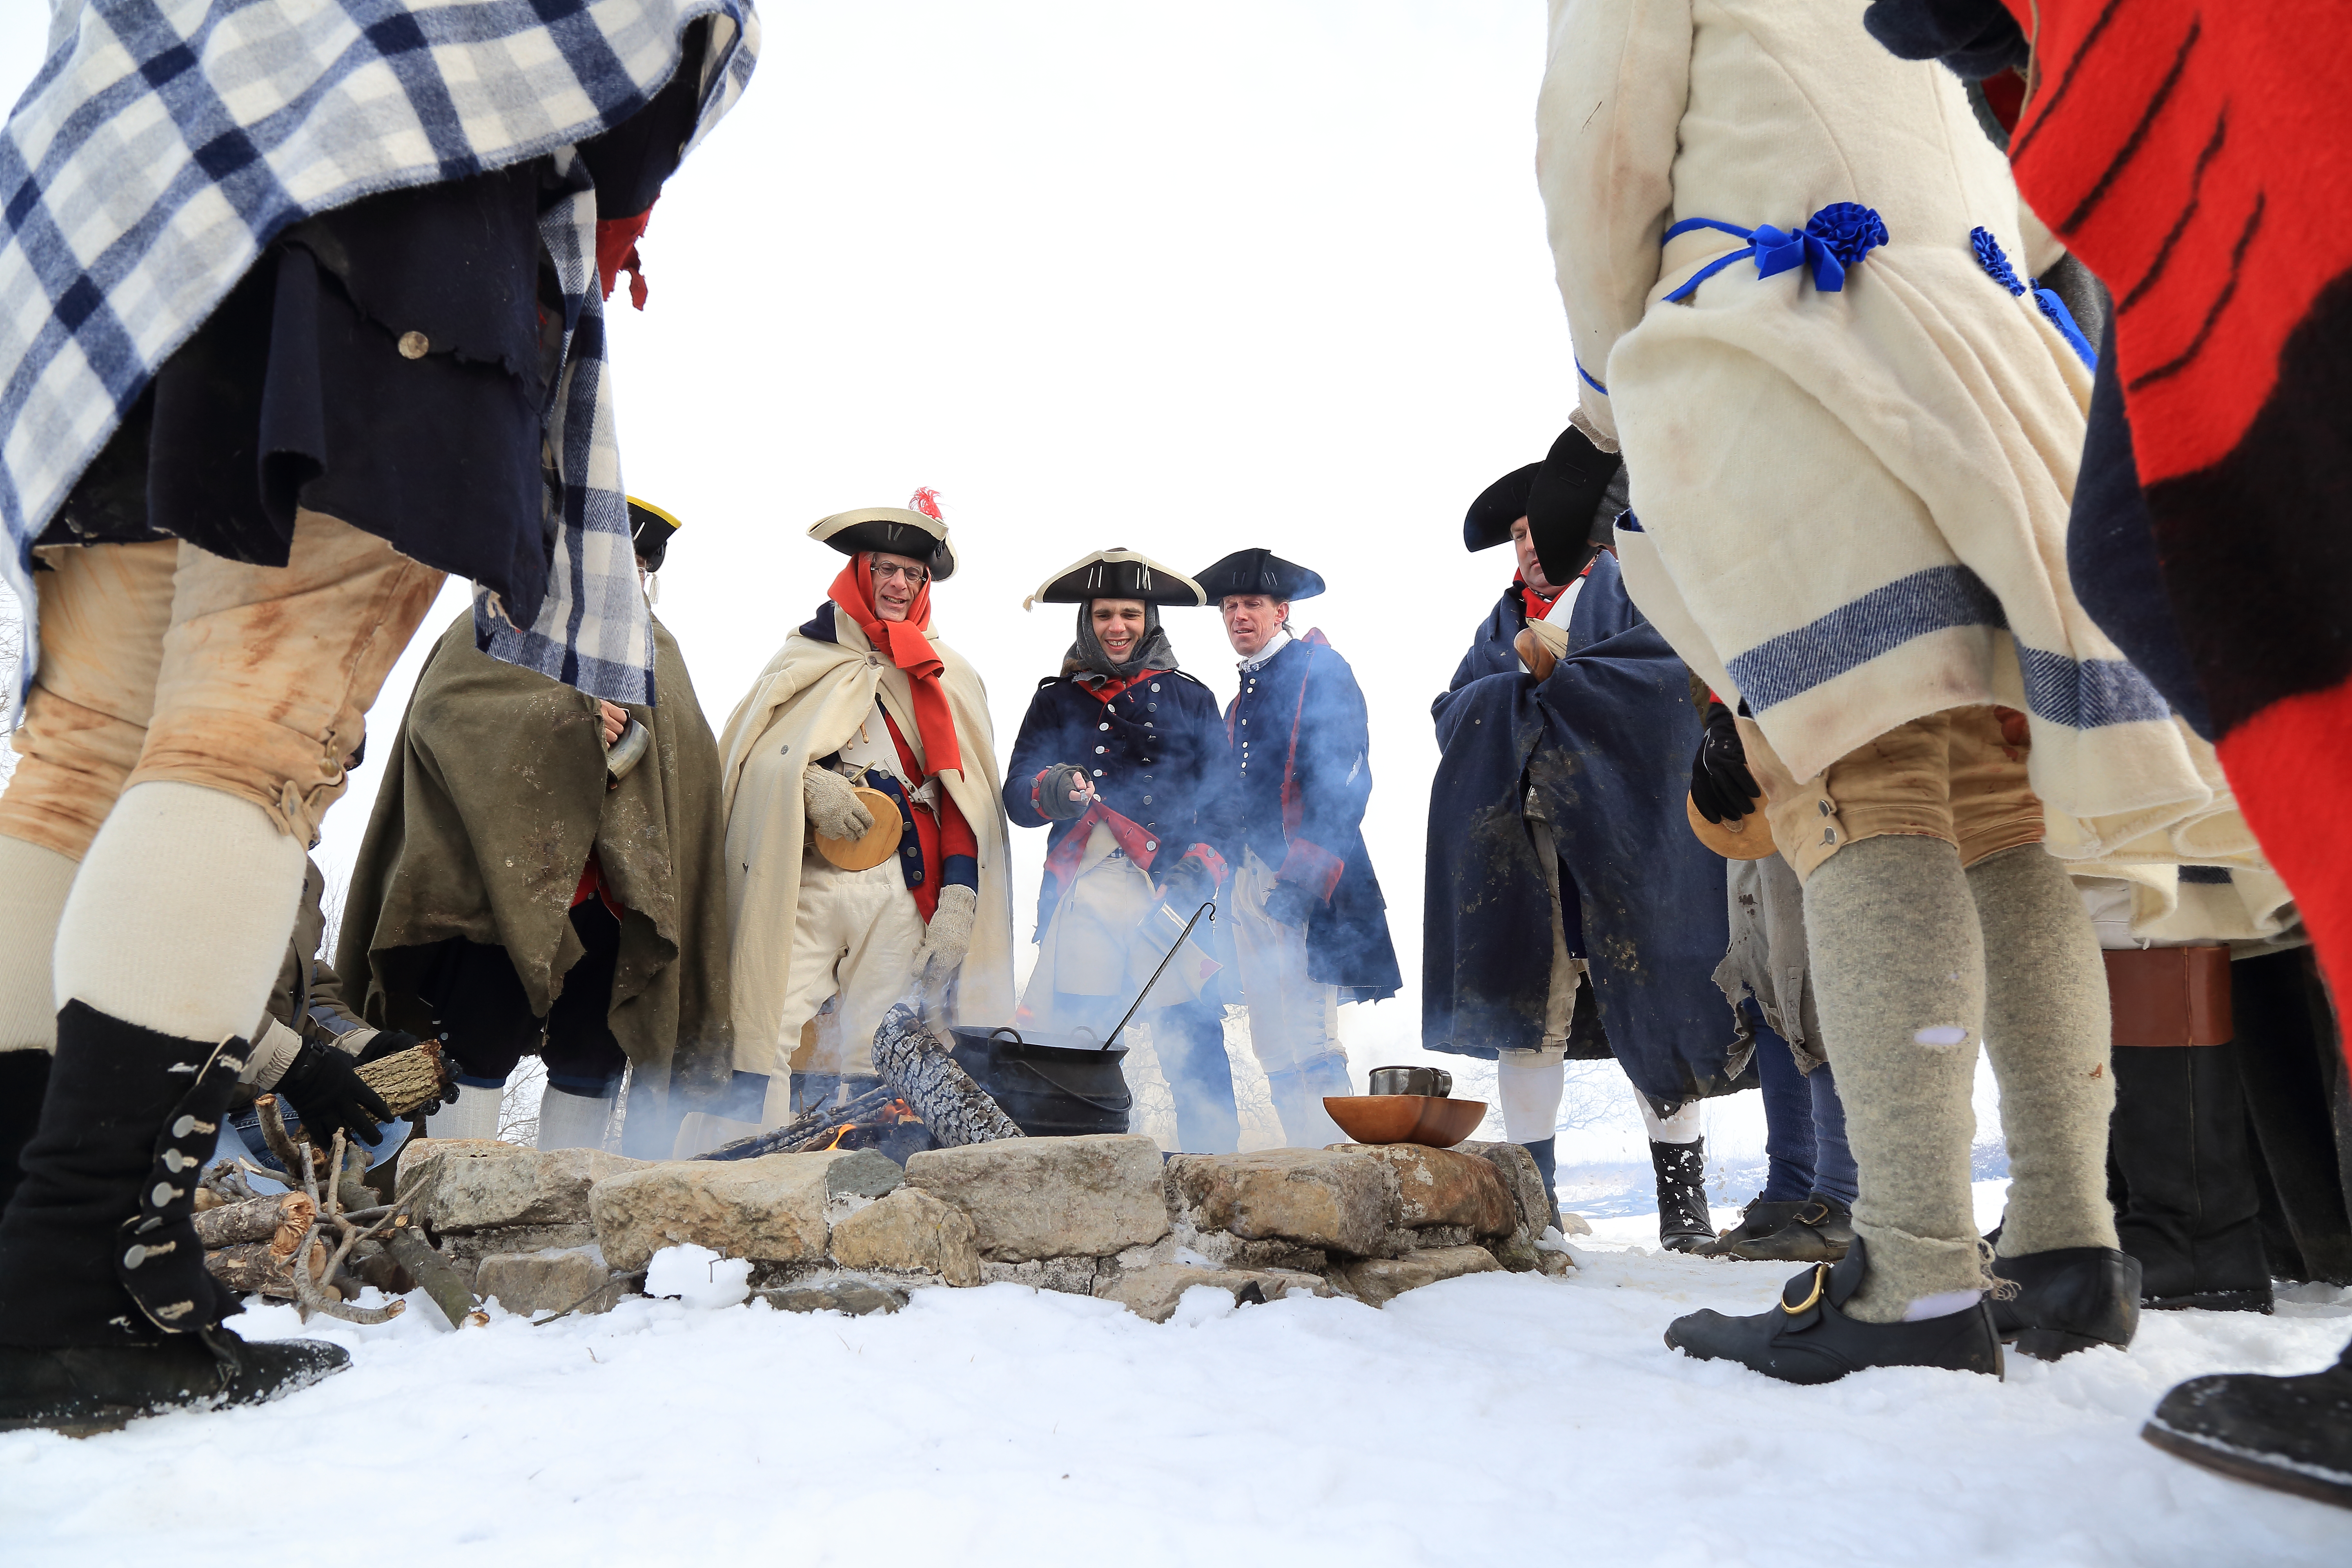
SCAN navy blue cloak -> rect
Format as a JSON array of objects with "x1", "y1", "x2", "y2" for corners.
[{"x1": 1421, "y1": 554, "x2": 1745, "y2": 1107}]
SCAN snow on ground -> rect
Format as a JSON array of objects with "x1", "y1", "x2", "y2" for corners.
[{"x1": 6, "y1": 1216, "x2": 2348, "y2": 1565}]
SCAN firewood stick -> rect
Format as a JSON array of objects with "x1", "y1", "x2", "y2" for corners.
[
  {"x1": 693, "y1": 1085, "x2": 898, "y2": 1162},
  {"x1": 206, "y1": 1236, "x2": 329, "y2": 1298},
  {"x1": 384, "y1": 1217, "x2": 484, "y2": 1329},
  {"x1": 192, "y1": 1192, "x2": 316, "y2": 1250},
  {"x1": 354, "y1": 1042, "x2": 450, "y2": 1120},
  {"x1": 253, "y1": 1095, "x2": 306, "y2": 1174}
]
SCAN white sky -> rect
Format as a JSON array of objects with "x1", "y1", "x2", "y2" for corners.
[{"x1": 3, "y1": 3, "x2": 1849, "y2": 1167}]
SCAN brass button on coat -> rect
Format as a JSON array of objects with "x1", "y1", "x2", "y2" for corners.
[{"x1": 398, "y1": 330, "x2": 430, "y2": 359}]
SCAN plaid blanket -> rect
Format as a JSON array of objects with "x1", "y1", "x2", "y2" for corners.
[{"x1": 1, "y1": 0, "x2": 760, "y2": 710}]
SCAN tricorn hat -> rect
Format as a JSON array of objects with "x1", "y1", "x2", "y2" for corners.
[
  {"x1": 1462, "y1": 462, "x2": 1540, "y2": 552},
  {"x1": 808, "y1": 487, "x2": 957, "y2": 580},
  {"x1": 626, "y1": 496, "x2": 682, "y2": 571},
  {"x1": 1524, "y1": 425, "x2": 1624, "y2": 584},
  {"x1": 1194, "y1": 548, "x2": 1325, "y2": 604},
  {"x1": 1024, "y1": 548, "x2": 1205, "y2": 609}
]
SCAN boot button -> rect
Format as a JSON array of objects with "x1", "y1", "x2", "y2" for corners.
[
  {"x1": 398, "y1": 331, "x2": 430, "y2": 359},
  {"x1": 172, "y1": 1115, "x2": 196, "y2": 1138}
]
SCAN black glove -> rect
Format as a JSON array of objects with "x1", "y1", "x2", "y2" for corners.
[
  {"x1": 1036, "y1": 763, "x2": 1093, "y2": 822},
  {"x1": 1159, "y1": 851, "x2": 1216, "y2": 909},
  {"x1": 1690, "y1": 699, "x2": 1762, "y2": 824},
  {"x1": 275, "y1": 1040, "x2": 394, "y2": 1146},
  {"x1": 353, "y1": 1028, "x2": 422, "y2": 1066},
  {"x1": 1262, "y1": 878, "x2": 1319, "y2": 929}
]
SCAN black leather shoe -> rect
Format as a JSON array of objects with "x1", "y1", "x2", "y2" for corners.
[
  {"x1": 1651, "y1": 1138, "x2": 1713, "y2": 1253},
  {"x1": 0, "y1": 1325, "x2": 350, "y2": 1435},
  {"x1": 1694, "y1": 1199, "x2": 1807, "y2": 1258},
  {"x1": 1713, "y1": 1196, "x2": 1855, "y2": 1263},
  {"x1": 2142, "y1": 1337, "x2": 2352, "y2": 1510},
  {"x1": 1664, "y1": 1238, "x2": 2002, "y2": 1384},
  {"x1": 1990, "y1": 1246, "x2": 2141, "y2": 1360}
]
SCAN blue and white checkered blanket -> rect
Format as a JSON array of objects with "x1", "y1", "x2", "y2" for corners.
[{"x1": 1, "y1": 0, "x2": 760, "y2": 708}]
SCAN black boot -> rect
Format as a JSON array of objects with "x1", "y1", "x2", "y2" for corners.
[
  {"x1": 2143, "y1": 1335, "x2": 2352, "y2": 1510},
  {"x1": 1705, "y1": 1194, "x2": 1855, "y2": 1263},
  {"x1": 0, "y1": 1002, "x2": 347, "y2": 1432},
  {"x1": 1651, "y1": 1138, "x2": 1712, "y2": 1252},
  {"x1": 2111, "y1": 1043, "x2": 2273, "y2": 1312},
  {"x1": 1522, "y1": 1137, "x2": 1561, "y2": 1225},
  {"x1": 1989, "y1": 1246, "x2": 2142, "y2": 1360},
  {"x1": 0, "y1": 1049, "x2": 52, "y2": 1217},
  {"x1": 1664, "y1": 1237, "x2": 2002, "y2": 1384}
]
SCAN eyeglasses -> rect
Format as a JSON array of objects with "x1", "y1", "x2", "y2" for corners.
[{"x1": 871, "y1": 561, "x2": 929, "y2": 586}]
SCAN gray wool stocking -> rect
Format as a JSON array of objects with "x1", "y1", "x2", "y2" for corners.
[
  {"x1": 1802, "y1": 833, "x2": 1992, "y2": 1323},
  {"x1": 1968, "y1": 844, "x2": 2119, "y2": 1257}
]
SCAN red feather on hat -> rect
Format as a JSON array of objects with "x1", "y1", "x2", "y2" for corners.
[{"x1": 909, "y1": 487, "x2": 945, "y2": 522}]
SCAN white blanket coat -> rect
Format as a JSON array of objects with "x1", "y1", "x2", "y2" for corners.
[
  {"x1": 1536, "y1": 0, "x2": 2254, "y2": 868},
  {"x1": 717, "y1": 610, "x2": 1015, "y2": 1077}
]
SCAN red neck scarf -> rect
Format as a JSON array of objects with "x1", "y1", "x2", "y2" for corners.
[
  {"x1": 1079, "y1": 667, "x2": 1165, "y2": 704},
  {"x1": 831, "y1": 557, "x2": 962, "y2": 777}
]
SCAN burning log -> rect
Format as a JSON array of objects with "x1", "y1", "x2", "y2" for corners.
[
  {"x1": 696, "y1": 1085, "x2": 899, "y2": 1162},
  {"x1": 193, "y1": 1192, "x2": 315, "y2": 1251},
  {"x1": 871, "y1": 1003, "x2": 1024, "y2": 1147}
]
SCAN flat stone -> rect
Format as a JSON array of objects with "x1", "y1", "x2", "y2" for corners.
[
  {"x1": 1556, "y1": 1212, "x2": 1594, "y2": 1237},
  {"x1": 1335, "y1": 1244, "x2": 1503, "y2": 1307},
  {"x1": 827, "y1": 1187, "x2": 979, "y2": 1286},
  {"x1": 1456, "y1": 1141, "x2": 1553, "y2": 1242},
  {"x1": 904, "y1": 1134, "x2": 1167, "y2": 1263},
  {"x1": 979, "y1": 1256, "x2": 1100, "y2": 1296},
  {"x1": 1167, "y1": 1149, "x2": 1398, "y2": 1258},
  {"x1": 755, "y1": 1277, "x2": 907, "y2": 1316},
  {"x1": 1100, "y1": 1264, "x2": 1336, "y2": 1323},
  {"x1": 420, "y1": 1145, "x2": 646, "y2": 1234},
  {"x1": 476, "y1": 1246, "x2": 630, "y2": 1317},
  {"x1": 394, "y1": 1137, "x2": 523, "y2": 1205},
  {"x1": 589, "y1": 1151, "x2": 866, "y2": 1273},
  {"x1": 439, "y1": 1223, "x2": 599, "y2": 1287},
  {"x1": 1333, "y1": 1144, "x2": 1515, "y2": 1234},
  {"x1": 825, "y1": 1146, "x2": 906, "y2": 1203}
]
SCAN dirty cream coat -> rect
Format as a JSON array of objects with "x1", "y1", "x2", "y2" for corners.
[
  {"x1": 1536, "y1": 0, "x2": 2254, "y2": 871},
  {"x1": 718, "y1": 608, "x2": 1014, "y2": 1081}
]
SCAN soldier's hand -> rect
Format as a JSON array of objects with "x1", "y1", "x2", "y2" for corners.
[
  {"x1": 804, "y1": 766, "x2": 877, "y2": 840},
  {"x1": 1160, "y1": 851, "x2": 1217, "y2": 909},
  {"x1": 915, "y1": 885, "x2": 978, "y2": 989},
  {"x1": 1690, "y1": 699, "x2": 1762, "y2": 824},
  {"x1": 598, "y1": 701, "x2": 628, "y2": 745},
  {"x1": 275, "y1": 1041, "x2": 393, "y2": 1147},
  {"x1": 1033, "y1": 763, "x2": 1095, "y2": 822},
  {"x1": 1261, "y1": 878, "x2": 1318, "y2": 929}
]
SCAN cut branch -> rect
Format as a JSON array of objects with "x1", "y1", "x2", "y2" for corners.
[
  {"x1": 193, "y1": 1192, "x2": 315, "y2": 1251},
  {"x1": 871, "y1": 1003, "x2": 1024, "y2": 1146}
]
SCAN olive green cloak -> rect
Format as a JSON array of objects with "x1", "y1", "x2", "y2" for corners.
[{"x1": 335, "y1": 611, "x2": 733, "y2": 1120}]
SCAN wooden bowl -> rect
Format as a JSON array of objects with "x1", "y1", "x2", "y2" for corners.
[
  {"x1": 1324, "y1": 1095, "x2": 1488, "y2": 1149},
  {"x1": 815, "y1": 786, "x2": 904, "y2": 870},
  {"x1": 1686, "y1": 793, "x2": 1777, "y2": 861}
]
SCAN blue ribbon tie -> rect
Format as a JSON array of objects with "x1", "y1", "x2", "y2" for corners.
[{"x1": 1663, "y1": 203, "x2": 1887, "y2": 304}]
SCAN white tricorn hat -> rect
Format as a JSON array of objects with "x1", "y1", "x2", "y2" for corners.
[{"x1": 809, "y1": 488, "x2": 956, "y2": 580}]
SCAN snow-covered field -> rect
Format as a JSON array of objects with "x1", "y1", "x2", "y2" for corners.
[{"x1": 7, "y1": 1197, "x2": 2347, "y2": 1566}]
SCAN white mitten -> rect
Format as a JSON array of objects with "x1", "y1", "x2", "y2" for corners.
[
  {"x1": 915, "y1": 884, "x2": 978, "y2": 990},
  {"x1": 803, "y1": 766, "x2": 876, "y2": 840}
]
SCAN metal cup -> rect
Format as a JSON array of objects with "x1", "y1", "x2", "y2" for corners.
[{"x1": 1366, "y1": 1065, "x2": 1452, "y2": 1098}]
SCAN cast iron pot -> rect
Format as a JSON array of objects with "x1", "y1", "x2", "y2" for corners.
[{"x1": 947, "y1": 1026, "x2": 1134, "y2": 1138}]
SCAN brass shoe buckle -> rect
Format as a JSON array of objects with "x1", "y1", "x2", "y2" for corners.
[{"x1": 1781, "y1": 1263, "x2": 1829, "y2": 1315}]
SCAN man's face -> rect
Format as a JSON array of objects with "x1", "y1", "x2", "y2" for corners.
[
  {"x1": 1510, "y1": 516, "x2": 1555, "y2": 596},
  {"x1": 1221, "y1": 594, "x2": 1287, "y2": 657},
  {"x1": 1091, "y1": 598, "x2": 1148, "y2": 663},
  {"x1": 869, "y1": 550, "x2": 929, "y2": 621}
]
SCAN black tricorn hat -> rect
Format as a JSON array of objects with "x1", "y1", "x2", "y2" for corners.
[
  {"x1": 1463, "y1": 461, "x2": 1540, "y2": 552},
  {"x1": 1524, "y1": 424, "x2": 1624, "y2": 584},
  {"x1": 1194, "y1": 548, "x2": 1325, "y2": 604},
  {"x1": 626, "y1": 496, "x2": 682, "y2": 571},
  {"x1": 808, "y1": 495, "x2": 957, "y2": 581},
  {"x1": 1025, "y1": 548, "x2": 1205, "y2": 608}
]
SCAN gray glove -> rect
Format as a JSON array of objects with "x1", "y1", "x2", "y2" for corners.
[
  {"x1": 804, "y1": 765, "x2": 876, "y2": 840},
  {"x1": 1035, "y1": 762, "x2": 1094, "y2": 822},
  {"x1": 915, "y1": 884, "x2": 978, "y2": 990}
]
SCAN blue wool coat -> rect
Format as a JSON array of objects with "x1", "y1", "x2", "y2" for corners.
[
  {"x1": 1421, "y1": 554, "x2": 1744, "y2": 1107},
  {"x1": 1002, "y1": 668, "x2": 1227, "y2": 938},
  {"x1": 1214, "y1": 635, "x2": 1402, "y2": 1002}
]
